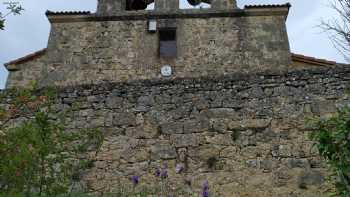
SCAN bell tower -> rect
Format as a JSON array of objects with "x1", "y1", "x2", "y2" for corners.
[{"x1": 97, "y1": 0, "x2": 237, "y2": 15}]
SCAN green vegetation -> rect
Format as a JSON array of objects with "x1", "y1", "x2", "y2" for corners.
[
  {"x1": 0, "y1": 1, "x2": 23, "y2": 30},
  {"x1": 309, "y1": 107, "x2": 350, "y2": 197},
  {"x1": 0, "y1": 86, "x2": 208, "y2": 196},
  {"x1": 0, "y1": 87, "x2": 103, "y2": 196}
]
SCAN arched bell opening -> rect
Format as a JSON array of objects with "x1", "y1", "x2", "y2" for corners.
[
  {"x1": 187, "y1": 0, "x2": 211, "y2": 6},
  {"x1": 180, "y1": 0, "x2": 211, "y2": 9},
  {"x1": 146, "y1": 2, "x2": 155, "y2": 10},
  {"x1": 126, "y1": 0, "x2": 155, "y2": 10}
]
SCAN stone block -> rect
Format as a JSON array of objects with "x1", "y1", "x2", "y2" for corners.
[
  {"x1": 188, "y1": 145, "x2": 221, "y2": 161},
  {"x1": 105, "y1": 96, "x2": 123, "y2": 109},
  {"x1": 125, "y1": 119, "x2": 159, "y2": 139},
  {"x1": 151, "y1": 144, "x2": 177, "y2": 160},
  {"x1": 205, "y1": 134, "x2": 233, "y2": 145},
  {"x1": 87, "y1": 95, "x2": 102, "y2": 103},
  {"x1": 220, "y1": 146, "x2": 238, "y2": 158},
  {"x1": 89, "y1": 116, "x2": 105, "y2": 127},
  {"x1": 286, "y1": 158, "x2": 309, "y2": 169},
  {"x1": 121, "y1": 148, "x2": 149, "y2": 163},
  {"x1": 193, "y1": 97, "x2": 209, "y2": 110},
  {"x1": 170, "y1": 134, "x2": 200, "y2": 148},
  {"x1": 210, "y1": 119, "x2": 228, "y2": 133},
  {"x1": 246, "y1": 159, "x2": 258, "y2": 168},
  {"x1": 79, "y1": 109, "x2": 93, "y2": 117},
  {"x1": 311, "y1": 100, "x2": 337, "y2": 115},
  {"x1": 137, "y1": 95, "x2": 154, "y2": 107},
  {"x1": 228, "y1": 119, "x2": 271, "y2": 130},
  {"x1": 113, "y1": 112, "x2": 136, "y2": 126},
  {"x1": 273, "y1": 167, "x2": 292, "y2": 187},
  {"x1": 277, "y1": 144, "x2": 293, "y2": 158},
  {"x1": 160, "y1": 122, "x2": 184, "y2": 134},
  {"x1": 297, "y1": 170, "x2": 324, "y2": 188},
  {"x1": 183, "y1": 119, "x2": 209, "y2": 133},
  {"x1": 259, "y1": 159, "x2": 276, "y2": 172},
  {"x1": 201, "y1": 108, "x2": 238, "y2": 119}
]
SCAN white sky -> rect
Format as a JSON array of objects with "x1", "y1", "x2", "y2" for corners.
[{"x1": 0, "y1": 0, "x2": 345, "y2": 88}]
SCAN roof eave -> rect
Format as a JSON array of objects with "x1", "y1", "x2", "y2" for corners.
[
  {"x1": 244, "y1": 3, "x2": 291, "y2": 21},
  {"x1": 291, "y1": 53, "x2": 346, "y2": 67},
  {"x1": 4, "y1": 48, "x2": 47, "y2": 71},
  {"x1": 45, "y1": 6, "x2": 290, "y2": 23},
  {"x1": 5, "y1": 64, "x2": 20, "y2": 71}
]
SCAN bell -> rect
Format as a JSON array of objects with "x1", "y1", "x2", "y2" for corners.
[
  {"x1": 126, "y1": 0, "x2": 154, "y2": 10},
  {"x1": 187, "y1": 0, "x2": 202, "y2": 6}
]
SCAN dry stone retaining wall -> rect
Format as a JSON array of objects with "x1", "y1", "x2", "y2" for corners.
[{"x1": 2, "y1": 66, "x2": 350, "y2": 196}]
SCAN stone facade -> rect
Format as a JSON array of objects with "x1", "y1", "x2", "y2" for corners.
[
  {"x1": 2, "y1": 66, "x2": 349, "y2": 196},
  {"x1": 3, "y1": 1, "x2": 349, "y2": 196},
  {"x1": 5, "y1": 3, "x2": 291, "y2": 88}
]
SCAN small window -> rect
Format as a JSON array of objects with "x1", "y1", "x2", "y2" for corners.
[{"x1": 159, "y1": 29, "x2": 177, "y2": 58}]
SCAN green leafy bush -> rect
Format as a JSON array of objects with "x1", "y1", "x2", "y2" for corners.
[
  {"x1": 309, "y1": 107, "x2": 350, "y2": 197},
  {"x1": 0, "y1": 87, "x2": 103, "y2": 196}
]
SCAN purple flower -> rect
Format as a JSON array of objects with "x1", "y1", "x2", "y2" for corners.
[
  {"x1": 155, "y1": 168, "x2": 161, "y2": 177},
  {"x1": 202, "y1": 181, "x2": 209, "y2": 197},
  {"x1": 167, "y1": 194, "x2": 174, "y2": 197},
  {"x1": 203, "y1": 180, "x2": 209, "y2": 191},
  {"x1": 161, "y1": 168, "x2": 168, "y2": 179},
  {"x1": 131, "y1": 175, "x2": 139, "y2": 185},
  {"x1": 202, "y1": 190, "x2": 209, "y2": 197},
  {"x1": 175, "y1": 164, "x2": 184, "y2": 174}
]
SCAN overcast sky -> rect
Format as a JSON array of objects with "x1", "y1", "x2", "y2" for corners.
[{"x1": 0, "y1": 0, "x2": 345, "y2": 88}]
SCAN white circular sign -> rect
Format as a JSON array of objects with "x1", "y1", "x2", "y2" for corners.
[{"x1": 161, "y1": 65, "x2": 172, "y2": 77}]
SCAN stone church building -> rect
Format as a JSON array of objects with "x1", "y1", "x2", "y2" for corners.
[{"x1": 3, "y1": 0, "x2": 350, "y2": 196}]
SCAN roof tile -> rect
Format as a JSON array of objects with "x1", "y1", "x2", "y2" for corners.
[
  {"x1": 4, "y1": 48, "x2": 47, "y2": 68},
  {"x1": 245, "y1": 3, "x2": 291, "y2": 9},
  {"x1": 291, "y1": 53, "x2": 340, "y2": 66},
  {"x1": 45, "y1": 10, "x2": 91, "y2": 16}
]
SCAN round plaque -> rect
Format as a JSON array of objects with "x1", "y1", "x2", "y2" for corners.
[{"x1": 161, "y1": 65, "x2": 172, "y2": 77}]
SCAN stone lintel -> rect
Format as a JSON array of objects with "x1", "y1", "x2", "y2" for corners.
[{"x1": 46, "y1": 7, "x2": 290, "y2": 23}]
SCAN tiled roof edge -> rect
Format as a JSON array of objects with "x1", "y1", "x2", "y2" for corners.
[
  {"x1": 291, "y1": 53, "x2": 346, "y2": 66},
  {"x1": 245, "y1": 3, "x2": 291, "y2": 9},
  {"x1": 4, "y1": 48, "x2": 47, "y2": 69},
  {"x1": 45, "y1": 10, "x2": 91, "y2": 16}
]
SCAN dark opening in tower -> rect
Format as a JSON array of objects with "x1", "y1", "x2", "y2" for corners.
[
  {"x1": 159, "y1": 29, "x2": 177, "y2": 58},
  {"x1": 126, "y1": 0, "x2": 154, "y2": 11}
]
